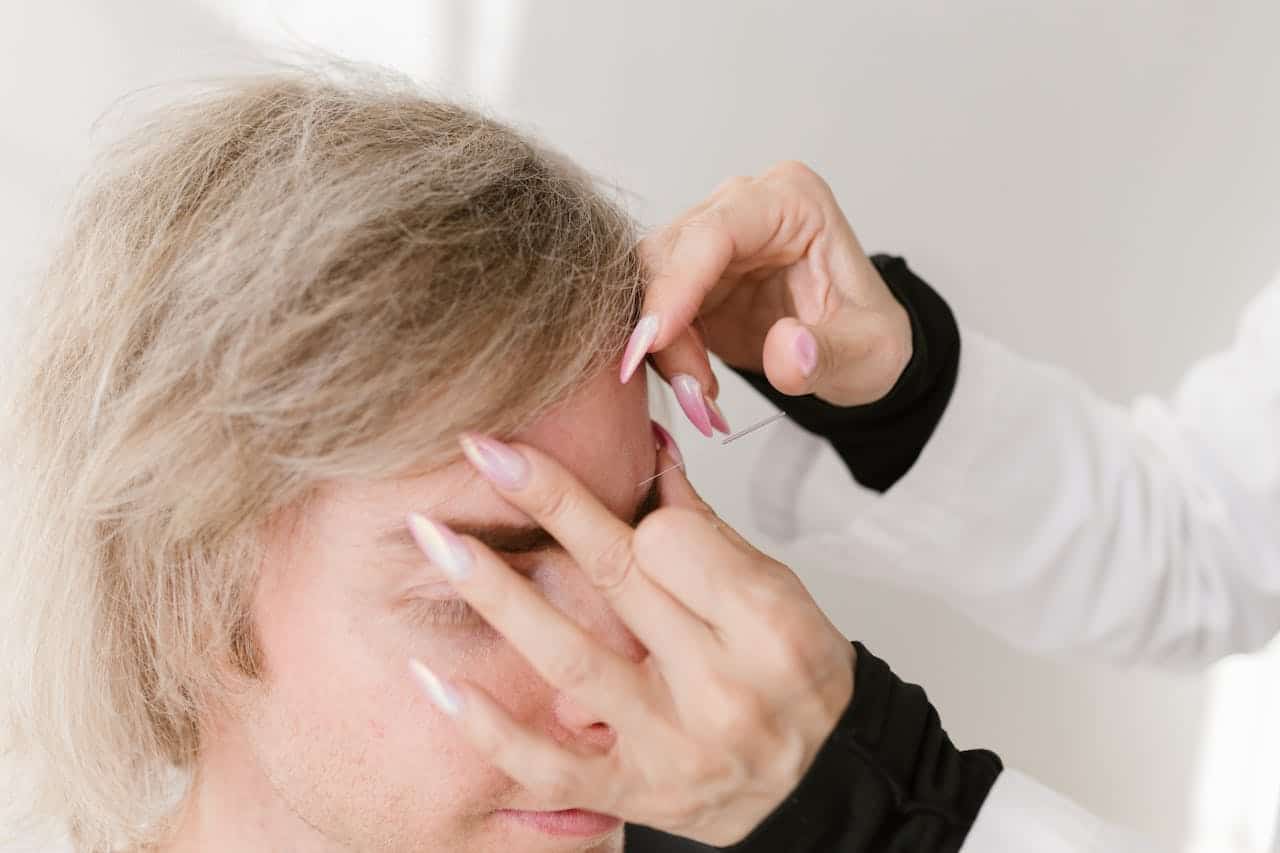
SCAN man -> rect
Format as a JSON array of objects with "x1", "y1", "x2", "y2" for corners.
[
  {"x1": 1, "y1": 68, "x2": 669, "y2": 852},
  {"x1": 2, "y1": 65, "x2": 1005, "y2": 853}
]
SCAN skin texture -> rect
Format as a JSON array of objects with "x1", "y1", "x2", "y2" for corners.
[{"x1": 163, "y1": 367, "x2": 653, "y2": 853}]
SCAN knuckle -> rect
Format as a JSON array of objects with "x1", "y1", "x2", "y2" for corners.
[
  {"x1": 769, "y1": 730, "x2": 813, "y2": 787},
  {"x1": 743, "y1": 585, "x2": 817, "y2": 662},
  {"x1": 633, "y1": 507, "x2": 684, "y2": 551},
  {"x1": 529, "y1": 482, "x2": 576, "y2": 527},
  {"x1": 741, "y1": 574, "x2": 790, "y2": 615},
  {"x1": 549, "y1": 648, "x2": 602, "y2": 692},
  {"x1": 763, "y1": 617, "x2": 819, "y2": 671},
  {"x1": 686, "y1": 214, "x2": 733, "y2": 258},
  {"x1": 767, "y1": 159, "x2": 823, "y2": 187},
  {"x1": 591, "y1": 533, "x2": 636, "y2": 592},
  {"x1": 632, "y1": 507, "x2": 671, "y2": 544},
  {"x1": 672, "y1": 743, "x2": 720, "y2": 786},
  {"x1": 719, "y1": 693, "x2": 768, "y2": 745},
  {"x1": 665, "y1": 212, "x2": 734, "y2": 273},
  {"x1": 766, "y1": 160, "x2": 838, "y2": 207},
  {"x1": 697, "y1": 680, "x2": 763, "y2": 745}
]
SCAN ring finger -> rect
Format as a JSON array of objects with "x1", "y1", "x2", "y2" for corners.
[{"x1": 407, "y1": 512, "x2": 666, "y2": 728}]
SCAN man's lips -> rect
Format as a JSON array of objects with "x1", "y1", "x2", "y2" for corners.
[{"x1": 497, "y1": 808, "x2": 622, "y2": 837}]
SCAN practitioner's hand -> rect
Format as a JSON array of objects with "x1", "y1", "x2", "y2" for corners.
[
  {"x1": 621, "y1": 161, "x2": 912, "y2": 435},
  {"x1": 406, "y1": 427, "x2": 855, "y2": 846}
]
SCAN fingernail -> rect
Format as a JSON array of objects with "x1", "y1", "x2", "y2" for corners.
[
  {"x1": 651, "y1": 420, "x2": 684, "y2": 467},
  {"x1": 406, "y1": 513, "x2": 472, "y2": 581},
  {"x1": 671, "y1": 374, "x2": 713, "y2": 437},
  {"x1": 459, "y1": 434, "x2": 530, "y2": 489},
  {"x1": 619, "y1": 314, "x2": 659, "y2": 384},
  {"x1": 705, "y1": 396, "x2": 731, "y2": 435},
  {"x1": 408, "y1": 658, "x2": 464, "y2": 716},
  {"x1": 794, "y1": 328, "x2": 819, "y2": 377}
]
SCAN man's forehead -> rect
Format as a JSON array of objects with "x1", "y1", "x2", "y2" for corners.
[
  {"x1": 310, "y1": 367, "x2": 652, "y2": 537},
  {"x1": 509, "y1": 369, "x2": 653, "y2": 513}
]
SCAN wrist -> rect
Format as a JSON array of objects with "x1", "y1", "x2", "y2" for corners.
[{"x1": 728, "y1": 253, "x2": 960, "y2": 493}]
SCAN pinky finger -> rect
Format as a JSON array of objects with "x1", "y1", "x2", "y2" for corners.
[{"x1": 408, "y1": 659, "x2": 615, "y2": 808}]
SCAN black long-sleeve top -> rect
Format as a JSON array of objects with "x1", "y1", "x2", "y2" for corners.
[{"x1": 624, "y1": 255, "x2": 1001, "y2": 853}]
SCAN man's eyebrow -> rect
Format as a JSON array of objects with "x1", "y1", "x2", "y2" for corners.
[{"x1": 382, "y1": 479, "x2": 662, "y2": 556}]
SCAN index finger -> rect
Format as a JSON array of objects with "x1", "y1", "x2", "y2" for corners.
[
  {"x1": 627, "y1": 169, "x2": 823, "y2": 370},
  {"x1": 457, "y1": 432, "x2": 712, "y2": 641}
]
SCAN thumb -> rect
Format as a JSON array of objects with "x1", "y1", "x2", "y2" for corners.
[
  {"x1": 759, "y1": 317, "x2": 833, "y2": 397},
  {"x1": 761, "y1": 311, "x2": 909, "y2": 406},
  {"x1": 650, "y1": 422, "x2": 755, "y2": 552}
]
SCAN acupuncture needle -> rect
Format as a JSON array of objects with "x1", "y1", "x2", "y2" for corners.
[
  {"x1": 636, "y1": 411, "x2": 788, "y2": 487},
  {"x1": 718, "y1": 410, "x2": 787, "y2": 445}
]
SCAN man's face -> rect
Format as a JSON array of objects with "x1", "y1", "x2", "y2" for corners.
[{"x1": 232, "y1": 368, "x2": 656, "y2": 852}]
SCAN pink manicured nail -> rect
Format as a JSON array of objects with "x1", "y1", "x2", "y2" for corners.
[
  {"x1": 794, "y1": 328, "x2": 819, "y2": 377},
  {"x1": 705, "y1": 396, "x2": 731, "y2": 435},
  {"x1": 406, "y1": 513, "x2": 472, "y2": 581},
  {"x1": 408, "y1": 658, "x2": 464, "y2": 716},
  {"x1": 651, "y1": 421, "x2": 684, "y2": 467},
  {"x1": 671, "y1": 374, "x2": 713, "y2": 437},
  {"x1": 619, "y1": 314, "x2": 659, "y2": 383},
  {"x1": 459, "y1": 434, "x2": 530, "y2": 489}
]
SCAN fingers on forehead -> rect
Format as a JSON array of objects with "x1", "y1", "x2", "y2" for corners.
[
  {"x1": 502, "y1": 442, "x2": 634, "y2": 547},
  {"x1": 457, "y1": 532, "x2": 647, "y2": 713}
]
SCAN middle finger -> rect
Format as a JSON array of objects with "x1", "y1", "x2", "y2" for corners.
[
  {"x1": 457, "y1": 433, "x2": 716, "y2": 654},
  {"x1": 407, "y1": 512, "x2": 653, "y2": 727}
]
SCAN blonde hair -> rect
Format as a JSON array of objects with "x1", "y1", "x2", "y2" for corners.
[{"x1": 0, "y1": 66, "x2": 642, "y2": 850}]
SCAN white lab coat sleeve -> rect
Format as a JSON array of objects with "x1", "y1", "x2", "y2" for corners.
[
  {"x1": 958, "y1": 771, "x2": 1158, "y2": 853},
  {"x1": 752, "y1": 278, "x2": 1280, "y2": 666}
]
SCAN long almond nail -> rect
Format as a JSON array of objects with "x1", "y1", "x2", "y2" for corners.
[
  {"x1": 671, "y1": 374, "x2": 713, "y2": 437},
  {"x1": 459, "y1": 434, "x2": 530, "y2": 489},
  {"x1": 651, "y1": 421, "x2": 684, "y2": 467},
  {"x1": 620, "y1": 315, "x2": 659, "y2": 384},
  {"x1": 406, "y1": 513, "x2": 472, "y2": 581},
  {"x1": 705, "y1": 396, "x2": 731, "y2": 435},
  {"x1": 408, "y1": 658, "x2": 464, "y2": 716}
]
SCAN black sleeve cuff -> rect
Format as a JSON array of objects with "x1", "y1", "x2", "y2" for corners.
[
  {"x1": 730, "y1": 254, "x2": 960, "y2": 493},
  {"x1": 713, "y1": 642, "x2": 1001, "y2": 853},
  {"x1": 624, "y1": 643, "x2": 1001, "y2": 853}
]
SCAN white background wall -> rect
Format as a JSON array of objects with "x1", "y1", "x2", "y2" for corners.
[{"x1": 5, "y1": 2, "x2": 1280, "y2": 850}]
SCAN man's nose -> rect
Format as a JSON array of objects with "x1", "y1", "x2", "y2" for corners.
[{"x1": 542, "y1": 565, "x2": 649, "y2": 750}]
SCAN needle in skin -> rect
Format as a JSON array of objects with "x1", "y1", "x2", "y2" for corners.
[
  {"x1": 637, "y1": 461, "x2": 684, "y2": 488},
  {"x1": 635, "y1": 412, "x2": 788, "y2": 486}
]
